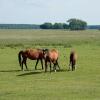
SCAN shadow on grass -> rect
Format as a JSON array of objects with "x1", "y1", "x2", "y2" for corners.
[
  {"x1": 17, "y1": 69, "x2": 68, "y2": 76},
  {"x1": 56, "y1": 69, "x2": 67, "y2": 72},
  {"x1": 17, "y1": 71, "x2": 43, "y2": 76}
]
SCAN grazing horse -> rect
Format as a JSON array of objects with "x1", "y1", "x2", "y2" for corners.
[
  {"x1": 69, "y1": 50, "x2": 77, "y2": 71},
  {"x1": 18, "y1": 49, "x2": 44, "y2": 71},
  {"x1": 43, "y1": 49, "x2": 60, "y2": 72}
]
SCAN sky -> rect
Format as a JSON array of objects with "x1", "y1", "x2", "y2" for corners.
[{"x1": 0, "y1": 0, "x2": 100, "y2": 25}]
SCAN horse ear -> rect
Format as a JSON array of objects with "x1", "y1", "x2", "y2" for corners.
[
  {"x1": 42, "y1": 49, "x2": 46, "y2": 54},
  {"x1": 46, "y1": 49, "x2": 49, "y2": 51},
  {"x1": 43, "y1": 49, "x2": 49, "y2": 52},
  {"x1": 42, "y1": 49, "x2": 49, "y2": 56}
]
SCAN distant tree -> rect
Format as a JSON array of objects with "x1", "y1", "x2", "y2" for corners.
[
  {"x1": 40, "y1": 22, "x2": 69, "y2": 29},
  {"x1": 62, "y1": 23, "x2": 69, "y2": 29},
  {"x1": 67, "y1": 18, "x2": 87, "y2": 30},
  {"x1": 53, "y1": 23, "x2": 64, "y2": 29},
  {"x1": 53, "y1": 23, "x2": 69, "y2": 29},
  {"x1": 40, "y1": 22, "x2": 53, "y2": 29}
]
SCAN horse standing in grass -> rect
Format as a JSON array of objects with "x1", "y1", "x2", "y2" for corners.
[
  {"x1": 69, "y1": 50, "x2": 77, "y2": 71},
  {"x1": 18, "y1": 49, "x2": 44, "y2": 71},
  {"x1": 43, "y1": 49, "x2": 60, "y2": 72}
]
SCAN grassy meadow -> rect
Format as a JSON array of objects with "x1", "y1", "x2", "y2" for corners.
[{"x1": 0, "y1": 29, "x2": 100, "y2": 100}]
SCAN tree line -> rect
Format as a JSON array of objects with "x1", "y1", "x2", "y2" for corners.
[
  {"x1": 40, "y1": 23, "x2": 69, "y2": 29},
  {"x1": 0, "y1": 18, "x2": 89, "y2": 30},
  {"x1": 40, "y1": 18, "x2": 87, "y2": 30},
  {"x1": 0, "y1": 24, "x2": 40, "y2": 29}
]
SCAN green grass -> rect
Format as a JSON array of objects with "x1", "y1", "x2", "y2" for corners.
[
  {"x1": 0, "y1": 29, "x2": 100, "y2": 47},
  {"x1": 0, "y1": 29, "x2": 100, "y2": 100}
]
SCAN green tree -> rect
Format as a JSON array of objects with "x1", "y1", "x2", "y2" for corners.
[
  {"x1": 62, "y1": 23, "x2": 69, "y2": 29},
  {"x1": 67, "y1": 18, "x2": 87, "y2": 30},
  {"x1": 40, "y1": 22, "x2": 53, "y2": 29},
  {"x1": 40, "y1": 22, "x2": 69, "y2": 29},
  {"x1": 53, "y1": 23, "x2": 64, "y2": 29}
]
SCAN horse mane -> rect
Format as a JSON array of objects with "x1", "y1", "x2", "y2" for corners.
[
  {"x1": 70, "y1": 49, "x2": 76, "y2": 54},
  {"x1": 50, "y1": 49, "x2": 58, "y2": 53}
]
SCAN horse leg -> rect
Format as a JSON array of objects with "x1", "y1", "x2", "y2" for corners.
[
  {"x1": 73, "y1": 61, "x2": 75, "y2": 70},
  {"x1": 72, "y1": 61, "x2": 75, "y2": 71},
  {"x1": 20, "y1": 59, "x2": 23, "y2": 70},
  {"x1": 74, "y1": 61, "x2": 76, "y2": 71},
  {"x1": 72, "y1": 62, "x2": 75, "y2": 71},
  {"x1": 45, "y1": 60, "x2": 47, "y2": 72},
  {"x1": 53, "y1": 63, "x2": 57, "y2": 72},
  {"x1": 73, "y1": 65, "x2": 75, "y2": 71},
  {"x1": 22, "y1": 58, "x2": 28, "y2": 71},
  {"x1": 24, "y1": 58, "x2": 28, "y2": 70},
  {"x1": 35, "y1": 59, "x2": 39, "y2": 70},
  {"x1": 22, "y1": 60, "x2": 24, "y2": 71},
  {"x1": 50, "y1": 61, "x2": 52, "y2": 72},
  {"x1": 40, "y1": 59, "x2": 44, "y2": 70},
  {"x1": 72, "y1": 64, "x2": 74, "y2": 71},
  {"x1": 19, "y1": 55, "x2": 23, "y2": 71},
  {"x1": 56, "y1": 60, "x2": 60, "y2": 70}
]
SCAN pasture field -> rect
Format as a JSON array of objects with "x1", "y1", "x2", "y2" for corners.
[{"x1": 0, "y1": 29, "x2": 100, "y2": 100}]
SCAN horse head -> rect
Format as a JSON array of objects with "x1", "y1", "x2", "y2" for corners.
[{"x1": 42, "y1": 49, "x2": 49, "y2": 59}]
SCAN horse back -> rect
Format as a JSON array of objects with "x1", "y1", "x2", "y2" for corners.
[
  {"x1": 49, "y1": 49, "x2": 59, "y2": 61},
  {"x1": 25, "y1": 49, "x2": 43, "y2": 60}
]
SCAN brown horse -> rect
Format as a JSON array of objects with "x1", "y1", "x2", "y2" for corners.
[
  {"x1": 43, "y1": 49, "x2": 60, "y2": 72},
  {"x1": 69, "y1": 50, "x2": 77, "y2": 71},
  {"x1": 18, "y1": 49, "x2": 44, "y2": 71}
]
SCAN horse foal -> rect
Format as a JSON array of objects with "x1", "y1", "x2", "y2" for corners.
[{"x1": 69, "y1": 50, "x2": 77, "y2": 71}]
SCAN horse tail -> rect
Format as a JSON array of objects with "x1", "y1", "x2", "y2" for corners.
[{"x1": 18, "y1": 50, "x2": 23, "y2": 67}]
